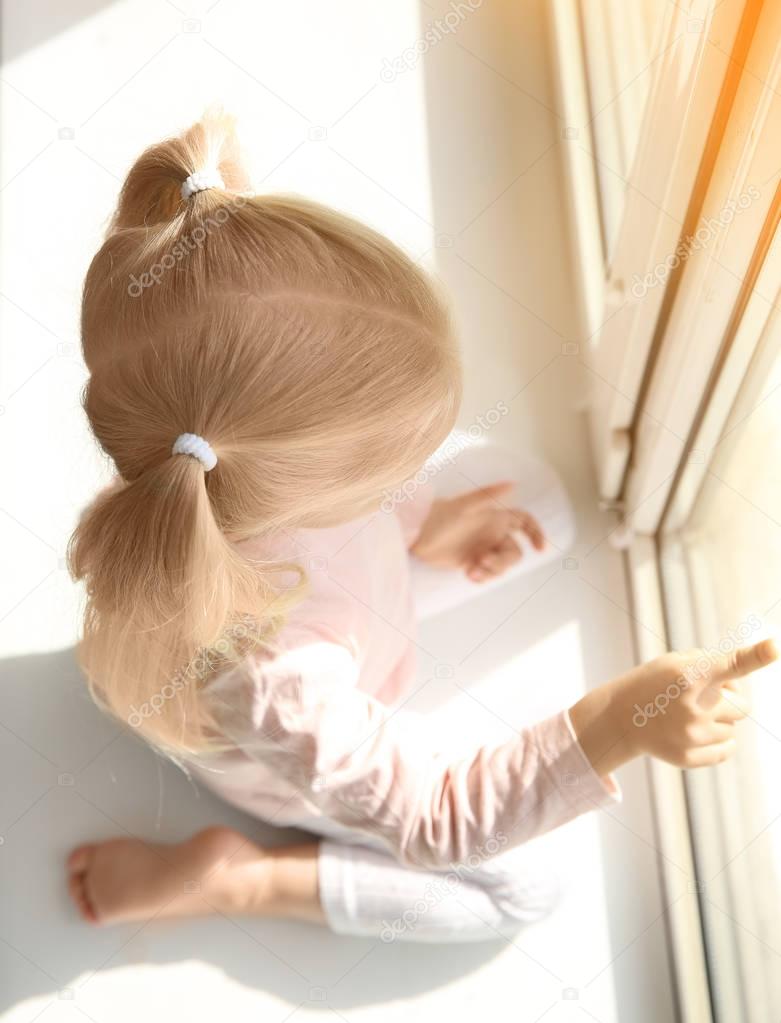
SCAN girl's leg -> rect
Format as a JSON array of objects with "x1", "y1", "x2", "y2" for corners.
[
  {"x1": 67, "y1": 824, "x2": 557, "y2": 942},
  {"x1": 318, "y1": 837, "x2": 558, "y2": 943},
  {"x1": 66, "y1": 826, "x2": 324, "y2": 927}
]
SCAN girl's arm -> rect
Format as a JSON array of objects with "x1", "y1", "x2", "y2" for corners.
[
  {"x1": 570, "y1": 639, "x2": 777, "y2": 776},
  {"x1": 202, "y1": 629, "x2": 774, "y2": 871},
  {"x1": 202, "y1": 631, "x2": 618, "y2": 870}
]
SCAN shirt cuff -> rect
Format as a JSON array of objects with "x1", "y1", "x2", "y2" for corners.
[{"x1": 532, "y1": 708, "x2": 622, "y2": 810}]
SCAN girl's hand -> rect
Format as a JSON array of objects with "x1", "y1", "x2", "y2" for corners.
[
  {"x1": 570, "y1": 639, "x2": 779, "y2": 779},
  {"x1": 410, "y1": 481, "x2": 546, "y2": 581}
]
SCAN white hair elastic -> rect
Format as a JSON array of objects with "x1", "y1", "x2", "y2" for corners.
[
  {"x1": 171, "y1": 433, "x2": 218, "y2": 471},
  {"x1": 181, "y1": 168, "x2": 225, "y2": 200}
]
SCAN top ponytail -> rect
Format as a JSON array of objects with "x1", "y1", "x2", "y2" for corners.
[
  {"x1": 108, "y1": 105, "x2": 251, "y2": 232},
  {"x1": 70, "y1": 108, "x2": 462, "y2": 753}
]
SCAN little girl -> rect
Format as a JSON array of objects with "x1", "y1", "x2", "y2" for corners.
[{"x1": 66, "y1": 111, "x2": 776, "y2": 942}]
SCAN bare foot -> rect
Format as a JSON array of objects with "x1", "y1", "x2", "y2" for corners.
[{"x1": 66, "y1": 826, "x2": 276, "y2": 926}]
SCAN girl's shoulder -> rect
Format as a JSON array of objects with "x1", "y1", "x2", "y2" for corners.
[{"x1": 206, "y1": 621, "x2": 360, "y2": 699}]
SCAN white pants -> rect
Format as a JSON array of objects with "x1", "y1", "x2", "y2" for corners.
[{"x1": 300, "y1": 435, "x2": 576, "y2": 942}]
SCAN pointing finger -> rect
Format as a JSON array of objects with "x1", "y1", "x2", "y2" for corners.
[{"x1": 709, "y1": 638, "x2": 779, "y2": 685}]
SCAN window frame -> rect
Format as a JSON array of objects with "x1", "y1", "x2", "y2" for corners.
[
  {"x1": 612, "y1": 3, "x2": 781, "y2": 1020},
  {"x1": 548, "y1": 0, "x2": 748, "y2": 500}
]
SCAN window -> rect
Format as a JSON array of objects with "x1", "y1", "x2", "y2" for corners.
[
  {"x1": 577, "y1": 0, "x2": 663, "y2": 266},
  {"x1": 557, "y1": 0, "x2": 781, "y2": 1018},
  {"x1": 659, "y1": 251, "x2": 781, "y2": 1023}
]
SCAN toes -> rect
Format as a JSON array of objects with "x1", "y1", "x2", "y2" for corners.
[
  {"x1": 67, "y1": 844, "x2": 94, "y2": 875},
  {"x1": 67, "y1": 873, "x2": 86, "y2": 913},
  {"x1": 68, "y1": 873, "x2": 98, "y2": 924},
  {"x1": 67, "y1": 844, "x2": 100, "y2": 923}
]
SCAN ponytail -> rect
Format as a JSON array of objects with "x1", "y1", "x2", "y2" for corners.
[
  {"x1": 72, "y1": 107, "x2": 461, "y2": 754},
  {"x1": 69, "y1": 451, "x2": 303, "y2": 752}
]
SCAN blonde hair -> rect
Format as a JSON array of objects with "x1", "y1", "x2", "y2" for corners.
[{"x1": 69, "y1": 109, "x2": 462, "y2": 754}]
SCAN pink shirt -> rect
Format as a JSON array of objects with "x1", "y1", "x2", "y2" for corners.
[{"x1": 187, "y1": 480, "x2": 620, "y2": 869}]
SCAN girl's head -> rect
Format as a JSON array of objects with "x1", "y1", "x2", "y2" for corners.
[{"x1": 70, "y1": 109, "x2": 462, "y2": 752}]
